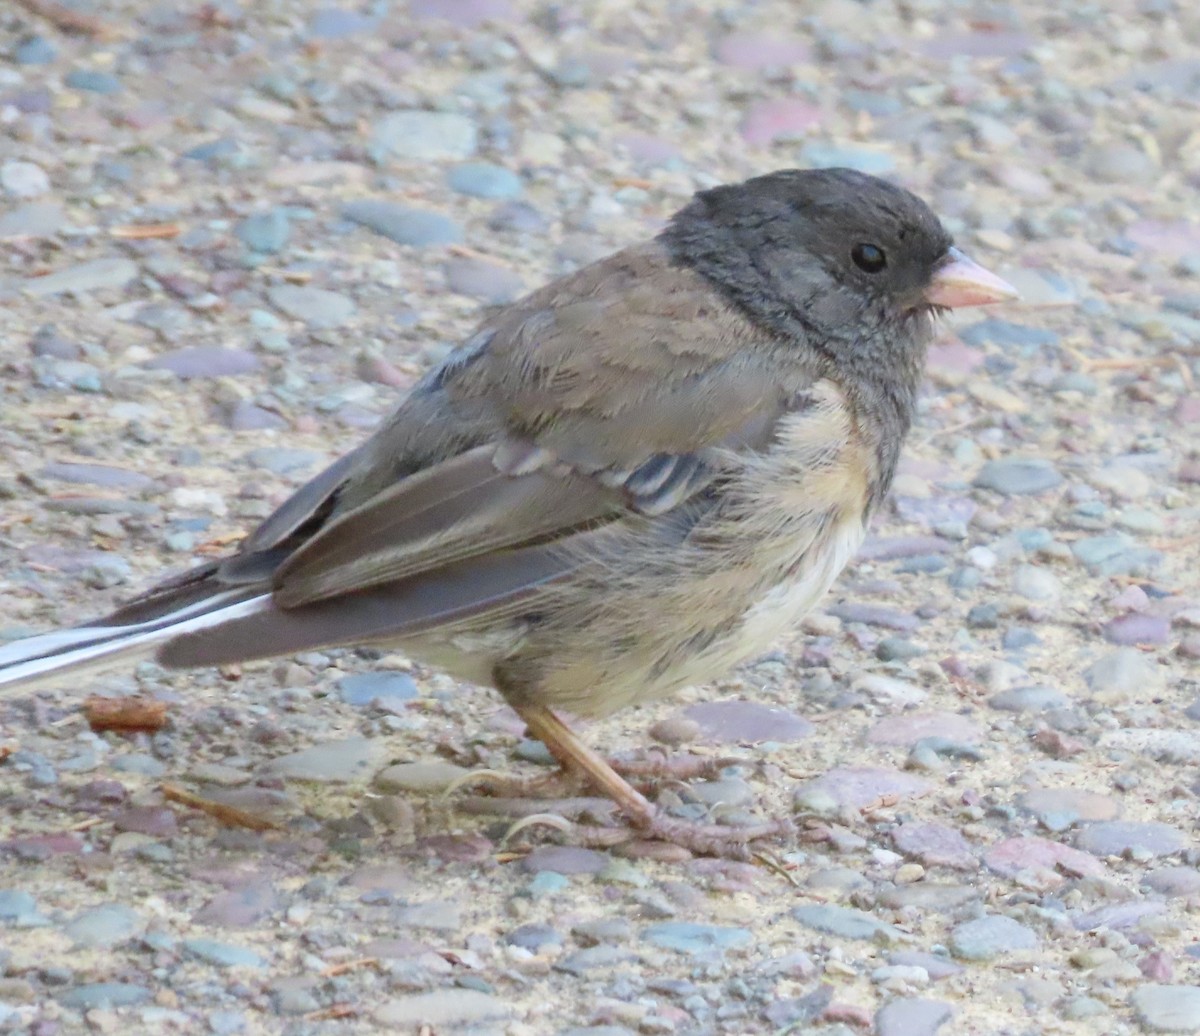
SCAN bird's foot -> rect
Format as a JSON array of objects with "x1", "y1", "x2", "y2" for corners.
[
  {"x1": 445, "y1": 748, "x2": 736, "y2": 803},
  {"x1": 608, "y1": 749, "x2": 741, "y2": 784},
  {"x1": 514, "y1": 810, "x2": 794, "y2": 861},
  {"x1": 445, "y1": 766, "x2": 591, "y2": 802}
]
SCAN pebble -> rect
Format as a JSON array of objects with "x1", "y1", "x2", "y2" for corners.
[
  {"x1": 63, "y1": 904, "x2": 142, "y2": 948},
  {"x1": 14, "y1": 35, "x2": 56, "y2": 65},
  {"x1": 24, "y1": 258, "x2": 139, "y2": 297},
  {"x1": 739, "y1": 98, "x2": 821, "y2": 146},
  {"x1": 268, "y1": 284, "x2": 356, "y2": 328},
  {"x1": 1017, "y1": 788, "x2": 1120, "y2": 830},
  {"x1": 0, "y1": 890, "x2": 42, "y2": 924},
  {"x1": 260, "y1": 736, "x2": 385, "y2": 783},
  {"x1": 370, "y1": 110, "x2": 478, "y2": 163},
  {"x1": 183, "y1": 939, "x2": 265, "y2": 969},
  {"x1": 41, "y1": 462, "x2": 154, "y2": 491},
  {"x1": 875, "y1": 998, "x2": 954, "y2": 1036},
  {"x1": 0, "y1": 200, "x2": 64, "y2": 238},
  {"x1": 949, "y1": 916, "x2": 1038, "y2": 960},
  {"x1": 58, "y1": 984, "x2": 150, "y2": 1010},
  {"x1": 522, "y1": 847, "x2": 610, "y2": 875},
  {"x1": 794, "y1": 767, "x2": 930, "y2": 813},
  {"x1": 973, "y1": 458, "x2": 1063, "y2": 495},
  {"x1": 64, "y1": 69, "x2": 122, "y2": 94},
  {"x1": 1084, "y1": 648, "x2": 1166, "y2": 702},
  {"x1": 374, "y1": 761, "x2": 468, "y2": 794},
  {"x1": 891, "y1": 822, "x2": 977, "y2": 870},
  {"x1": 338, "y1": 671, "x2": 419, "y2": 707},
  {"x1": 984, "y1": 836, "x2": 1104, "y2": 884},
  {"x1": 148, "y1": 346, "x2": 260, "y2": 380},
  {"x1": 1075, "y1": 821, "x2": 1187, "y2": 858},
  {"x1": 682, "y1": 700, "x2": 813, "y2": 743},
  {"x1": 375, "y1": 989, "x2": 507, "y2": 1026},
  {"x1": 800, "y1": 142, "x2": 898, "y2": 174},
  {"x1": 1130, "y1": 985, "x2": 1200, "y2": 1033},
  {"x1": 1, "y1": 160, "x2": 51, "y2": 198},
  {"x1": 792, "y1": 904, "x2": 901, "y2": 942},
  {"x1": 889, "y1": 951, "x2": 963, "y2": 981},
  {"x1": 988, "y1": 685, "x2": 1069, "y2": 712},
  {"x1": 641, "y1": 923, "x2": 752, "y2": 955},
  {"x1": 1011, "y1": 565, "x2": 1062, "y2": 601},
  {"x1": 342, "y1": 200, "x2": 464, "y2": 247},
  {"x1": 235, "y1": 209, "x2": 290, "y2": 254},
  {"x1": 443, "y1": 255, "x2": 525, "y2": 303},
  {"x1": 193, "y1": 880, "x2": 280, "y2": 928},
  {"x1": 866, "y1": 711, "x2": 981, "y2": 747},
  {"x1": 448, "y1": 162, "x2": 522, "y2": 198},
  {"x1": 1144, "y1": 867, "x2": 1200, "y2": 898}
]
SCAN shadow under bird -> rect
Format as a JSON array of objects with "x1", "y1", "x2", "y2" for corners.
[{"x1": 0, "y1": 167, "x2": 1016, "y2": 856}]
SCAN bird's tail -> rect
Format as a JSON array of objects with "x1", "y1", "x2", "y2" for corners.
[{"x1": 0, "y1": 589, "x2": 272, "y2": 694}]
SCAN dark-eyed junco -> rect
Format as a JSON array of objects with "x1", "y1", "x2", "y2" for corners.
[{"x1": 0, "y1": 168, "x2": 1015, "y2": 856}]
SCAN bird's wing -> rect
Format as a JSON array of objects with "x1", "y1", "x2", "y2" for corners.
[{"x1": 269, "y1": 241, "x2": 811, "y2": 611}]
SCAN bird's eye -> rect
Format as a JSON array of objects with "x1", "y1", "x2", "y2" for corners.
[{"x1": 851, "y1": 243, "x2": 887, "y2": 273}]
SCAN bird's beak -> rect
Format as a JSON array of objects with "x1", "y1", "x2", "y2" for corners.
[{"x1": 925, "y1": 247, "x2": 1019, "y2": 309}]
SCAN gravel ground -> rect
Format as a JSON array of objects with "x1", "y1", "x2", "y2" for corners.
[{"x1": 1, "y1": 1, "x2": 1199, "y2": 1034}]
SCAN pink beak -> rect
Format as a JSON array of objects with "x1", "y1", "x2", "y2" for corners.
[{"x1": 925, "y1": 247, "x2": 1019, "y2": 309}]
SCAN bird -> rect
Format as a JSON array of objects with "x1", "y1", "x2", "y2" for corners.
[{"x1": 0, "y1": 167, "x2": 1016, "y2": 857}]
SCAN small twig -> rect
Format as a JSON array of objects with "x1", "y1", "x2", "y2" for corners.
[
  {"x1": 320, "y1": 958, "x2": 378, "y2": 978},
  {"x1": 303, "y1": 1004, "x2": 358, "y2": 1021},
  {"x1": 84, "y1": 696, "x2": 168, "y2": 734},
  {"x1": 753, "y1": 850, "x2": 801, "y2": 887},
  {"x1": 14, "y1": 0, "x2": 114, "y2": 38},
  {"x1": 160, "y1": 783, "x2": 281, "y2": 831},
  {"x1": 111, "y1": 223, "x2": 182, "y2": 241}
]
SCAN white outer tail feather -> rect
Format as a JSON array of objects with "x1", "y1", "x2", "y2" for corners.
[{"x1": 0, "y1": 592, "x2": 272, "y2": 693}]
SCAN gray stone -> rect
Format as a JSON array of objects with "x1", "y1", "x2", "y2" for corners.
[
  {"x1": 875, "y1": 998, "x2": 954, "y2": 1036},
  {"x1": 799, "y1": 142, "x2": 896, "y2": 174},
  {"x1": 373, "y1": 760, "x2": 469, "y2": 794},
  {"x1": 235, "y1": 209, "x2": 290, "y2": 254},
  {"x1": 58, "y1": 983, "x2": 150, "y2": 1010},
  {"x1": 64, "y1": 904, "x2": 142, "y2": 948},
  {"x1": 1084, "y1": 648, "x2": 1166, "y2": 702},
  {"x1": 64, "y1": 69, "x2": 122, "y2": 94},
  {"x1": 959, "y1": 319, "x2": 1060, "y2": 350},
  {"x1": 395, "y1": 900, "x2": 461, "y2": 931},
  {"x1": 14, "y1": 36, "x2": 57, "y2": 65},
  {"x1": 0, "y1": 889, "x2": 39, "y2": 923},
  {"x1": 260, "y1": 737, "x2": 385, "y2": 783},
  {"x1": 973, "y1": 458, "x2": 1063, "y2": 495},
  {"x1": 554, "y1": 945, "x2": 631, "y2": 975},
  {"x1": 1130, "y1": 985, "x2": 1200, "y2": 1033},
  {"x1": 1, "y1": 160, "x2": 51, "y2": 198},
  {"x1": 370, "y1": 110, "x2": 478, "y2": 162},
  {"x1": 793, "y1": 904, "x2": 901, "y2": 942},
  {"x1": 1076, "y1": 821, "x2": 1186, "y2": 858},
  {"x1": 641, "y1": 923, "x2": 752, "y2": 955},
  {"x1": 268, "y1": 284, "x2": 356, "y2": 329},
  {"x1": 1072, "y1": 533, "x2": 1163, "y2": 576},
  {"x1": 41, "y1": 462, "x2": 154, "y2": 491},
  {"x1": 184, "y1": 939, "x2": 265, "y2": 968},
  {"x1": 949, "y1": 916, "x2": 1038, "y2": 960},
  {"x1": 149, "y1": 346, "x2": 260, "y2": 380},
  {"x1": 246, "y1": 447, "x2": 320, "y2": 475},
  {"x1": 448, "y1": 162, "x2": 522, "y2": 198},
  {"x1": 374, "y1": 989, "x2": 507, "y2": 1026},
  {"x1": 24, "y1": 258, "x2": 139, "y2": 297},
  {"x1": 989, "y1": 686, "x2": 1069, "y2": 712},
  {"x1": 0, "y1": 201, "x2": 64, "y2": 238},
  {"x1": 444, "y1": 256, "x2": 525, "y2": 303},
  {"x1": 342, "y1": 201, "x2": 463, "y2": 247},
  {"x1": 338, "y1": 671, "x2": 419, "y2": 706}
]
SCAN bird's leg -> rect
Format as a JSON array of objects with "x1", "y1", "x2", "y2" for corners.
[{"x1": 475, "y1": 703, "x2": 790, "y2": 859}]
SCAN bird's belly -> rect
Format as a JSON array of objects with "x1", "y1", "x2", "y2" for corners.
[{"x1": 736, "y1": 516, "x2": 866, "y2": 657}]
